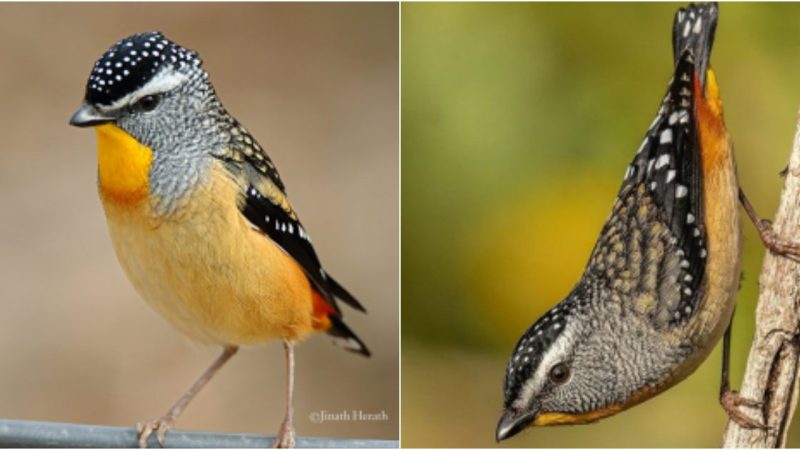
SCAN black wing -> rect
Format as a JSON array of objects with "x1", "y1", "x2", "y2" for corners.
[
  {"x1": 239, "y1": 185, "x2": 366, "y2": 315},
  {"x1": 588, "y1": 54, "x2": 707, "y2": 327}
]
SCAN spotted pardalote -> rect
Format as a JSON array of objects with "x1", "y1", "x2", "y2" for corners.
[
  {"x1": 70, "y1": 31, "x2": 369, "y2": 448},
  {"x1": 497, "y1": 3, "x2": 743, "y2": 441}
]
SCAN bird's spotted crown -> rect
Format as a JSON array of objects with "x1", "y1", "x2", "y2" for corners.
[{"x1": 85, "y1": 31, "x2": 202, "y2": 106}]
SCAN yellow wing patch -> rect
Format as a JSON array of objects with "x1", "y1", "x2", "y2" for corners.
[
  {"x1": 95, "y1": 124, "x2": 153, "y2": 204},
  {"x1": 251, "y1": 173, "x2": 298, "y2": 220}
]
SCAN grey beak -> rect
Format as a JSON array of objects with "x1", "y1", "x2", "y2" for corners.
[
  {"x1": 69, "y1": 103, "x2": 113, "y2": 127},
  {"x1": 496, "y1": 409, "x2": 536, "y2": 442}
]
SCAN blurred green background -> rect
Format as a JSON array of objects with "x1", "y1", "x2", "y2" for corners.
[{"x1": 402, "y1": 2, "x2": 800, "y2": 447}]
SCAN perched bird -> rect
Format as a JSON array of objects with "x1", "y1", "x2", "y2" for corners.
[
  {"x1": 69, "y1": 32, "x2": 369, "y2": 448},
  {"x1": 497, "y1": 3, "x2": 758, "y2": 441}
]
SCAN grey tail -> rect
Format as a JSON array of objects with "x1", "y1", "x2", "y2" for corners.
[{"x1": 672, "y1": 2, "x2": 718, "y2": 89}]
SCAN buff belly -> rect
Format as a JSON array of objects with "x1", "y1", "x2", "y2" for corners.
[{"x1": 95, "y1": 124, "x2": 315, "y2": 346}]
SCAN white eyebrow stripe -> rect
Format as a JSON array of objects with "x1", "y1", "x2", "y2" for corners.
[
  {"x1": 97, "y1": 67, "x2": 187, "y2": 111},
  {"x1": 513, "y1": 322, "x2": 577, "y2": 410}
]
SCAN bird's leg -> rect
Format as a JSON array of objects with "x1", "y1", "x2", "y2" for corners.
[
  {"x1": 137, "y1": 346, "x2": 239, "y2": 448},
  {"x1": 719, "y1": 318, "x2": 767, "y2": 429},
  {"x1": 273, "y1": 341, "x2": 296, "y2": 448},
  {"x1": 739, "y1": 188, "x2": 800, "y2": 257}
]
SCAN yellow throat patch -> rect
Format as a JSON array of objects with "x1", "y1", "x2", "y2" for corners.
[{"x1": 95, "y1": 124, "x2": 153, "y2": 204}]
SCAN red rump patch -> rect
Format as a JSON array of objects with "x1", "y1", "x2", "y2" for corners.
[{"x1": 311, "y1": 289, "x2": 335, "y2": 331}]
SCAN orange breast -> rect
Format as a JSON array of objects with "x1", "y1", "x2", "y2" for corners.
[
  {"x1": 95, "y1": 124, "x2": 153, "y2": 204},
  {"x1": 99, "y1": 159, "x2": 320, "y2": 345}
]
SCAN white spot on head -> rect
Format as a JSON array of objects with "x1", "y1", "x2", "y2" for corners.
[
  {"x1": 513, "y1": 320, "x2": 577, "y2": 410},
  {"x1": 98, "y1": 67, "x2": 188, "y2": 110}
]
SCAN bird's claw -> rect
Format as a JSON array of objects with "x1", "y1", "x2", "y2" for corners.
[
  {"x1": 721, "y1": 390, "x2": 768, "y2": 430},
  {"x1": 136, "y1": 416, "x2": 176, "y2": 448},
  {"x1": 272, "y1": 419, "x2": 296, "y2": 448}
]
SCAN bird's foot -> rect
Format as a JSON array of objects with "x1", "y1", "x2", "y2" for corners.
[
  {"x1": 272, "y1": 419, "x2": 296, "y2": 448},
  {"x1": 721, "y1": 389, "x2": 768, "y2": 430},
  {"x1": 136, "y1": 415, "x2": 177, "y2": 448}
]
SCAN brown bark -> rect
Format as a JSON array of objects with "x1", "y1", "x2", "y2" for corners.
[{"x1": 722, "y1": 111, "x2": 800, "y2": 447}]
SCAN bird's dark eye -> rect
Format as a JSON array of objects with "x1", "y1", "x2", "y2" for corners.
[
  {"x1": 548, "y1": 363, "x2": 570, "y2": 384},
  {"x1": 135, "y1": 95, "x2": 160, "y2": 112}
]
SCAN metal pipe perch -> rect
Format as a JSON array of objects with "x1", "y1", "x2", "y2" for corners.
[{"x1": 0, "y1": 419, "x2": 398, "y2": 448}]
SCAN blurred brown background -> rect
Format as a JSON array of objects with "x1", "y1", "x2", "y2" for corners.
[
  {"x1": 403, "y1": 2, "x2": 800, "y2": 447},
  {"x1": 0, "y1": 2, "x2": 397, "y2": 441}
]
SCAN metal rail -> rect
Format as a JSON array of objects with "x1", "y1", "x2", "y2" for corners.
[{"x1": 0, "y1": 419, "x2": 398, "y2": 448}]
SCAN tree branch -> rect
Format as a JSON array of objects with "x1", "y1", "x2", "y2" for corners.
[{"x1": 722, "y1": 110, "x2": 800, "y2": 447}]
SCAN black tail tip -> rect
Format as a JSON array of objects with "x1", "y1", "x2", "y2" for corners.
[
  {"x1": 327, "y1": 314, "x2": 371, "y2": 357},
  {"x1": 672, "y1": 3, "x2": 718, "y2": 85},
  {"x1": 673, "y1": 3, "x2": 718, "y2": 52}
]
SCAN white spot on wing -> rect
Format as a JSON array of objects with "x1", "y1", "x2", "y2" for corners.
[
  {"x1": 660, "y1": 129, "x2": 673, "y2": 144},
  {"x1": 655, "y1": 154, "x2": 671, "y2": 169},
  {"x1": 693, "y1": 17, "x2": 703, "y2": 34}
]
